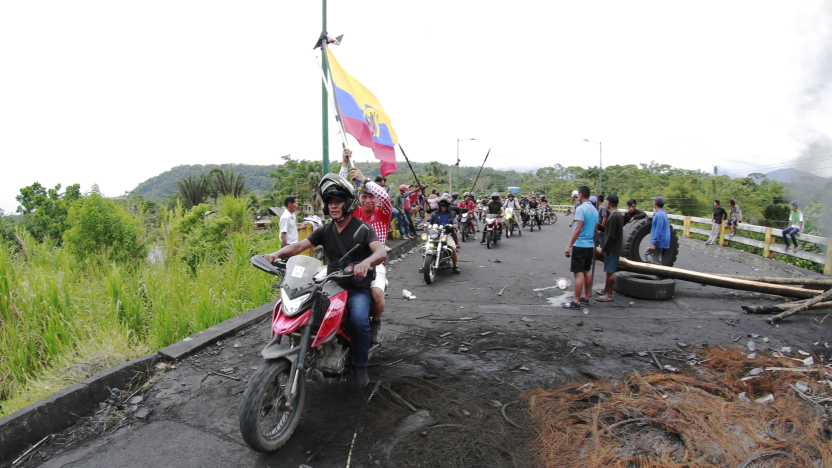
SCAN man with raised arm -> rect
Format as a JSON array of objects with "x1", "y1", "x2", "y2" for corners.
[{"x1": 340, "y1": 147, "x2": 393, "y2": 345}]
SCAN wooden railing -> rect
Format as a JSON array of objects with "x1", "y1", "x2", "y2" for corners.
[
  {"x1": 660, "y1": 212, "x2": 830, "y2": 276},
  {"x1": 555, "y1": 206, "x2": 831, "y2": 275}
]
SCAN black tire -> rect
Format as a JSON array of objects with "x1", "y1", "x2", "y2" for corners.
[
  {"x1": 423, "y1": 254, "x2": 435, "y2": 284},
  {"x1": 240, "y1": 359, "x2": 306, "y2": 453},
  {"x1": 517, "y1": 221, "x2": 521, "y2": 237},
  {"x1": 530, "y1": 218, "x2": 535, "y2": 232},
  {"x1": 462, "y1": 228, "x2": 467, "y2": 242},
  {"x1": 486, "y1": 233, "x2": 491, "y2": 249},
  {"x1": 621, "y1": 217, "x2": 680, "y2": 267},
  {"x1": 537, "y1": 218, "x2": 541, "y2": 231},
  {"x1": 506, "y1": 221, "x2": 512, "y2": 238},
  {"x1": 551, "y1": 213, "x2": 557, "y2": 224},
  {"x1": 613, "y1": 273, "x2": 676, "y2": 300}
]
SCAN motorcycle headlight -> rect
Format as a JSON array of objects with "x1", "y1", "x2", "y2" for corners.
[
  {"x1": 429, "y1": 229, "x2": 439, "y2": 239},
  {"x1": 421, "y1": 233, "x2": 428, "y2": 240},
  {"x1": 440, "y1": 235, "x2": 447, "y2": 242},
  {"x1": 280, "y1": 290, "x2": 311, "y2": 317}
]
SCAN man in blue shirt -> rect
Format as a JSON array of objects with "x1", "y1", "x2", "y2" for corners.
[
  {"x1": 648, "y1": 196, "x2": 670, "y2": 264},
  {"x1": 563, "y1": 185, "x2": 599, "y2": 309}
]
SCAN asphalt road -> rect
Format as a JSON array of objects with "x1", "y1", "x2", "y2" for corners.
[{"x1": 23, "y1": 215, "x2": 832, "y2": 468}]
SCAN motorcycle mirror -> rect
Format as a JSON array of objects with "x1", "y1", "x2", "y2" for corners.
[
  {"x1": 353, "y1": 223, "x2": 370, "y2": 247},
  {"x1": 250, "y1": 255, "x2": 281, "y2": 276}
]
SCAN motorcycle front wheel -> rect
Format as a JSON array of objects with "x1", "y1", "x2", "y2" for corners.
[
  {"x1": 551, "y1": 213, "x2": 558, "y2": 224},
  {"x1": 462, "y1": 228, "x2": 467, "y2": 242},
  {"x1": 506, "y1": 221, "x2": 512, "y2": 238},
  {"x1": 240, "y1": 358, "x2": 306, "y2": 453},
  {"x1": 486, "y1": 231, "x2": 491, "y2": 249},
  {"x1": 423, "y1": 254, "x2": 435, "y2": 283}
]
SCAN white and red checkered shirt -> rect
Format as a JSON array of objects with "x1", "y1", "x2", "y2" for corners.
[{"x1": 340, "y1": 168, "x2": 393, "y2": 248}]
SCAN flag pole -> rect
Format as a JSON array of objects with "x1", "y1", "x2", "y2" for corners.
[
  {"x1": 468, "y1": 147, "x2": 492, "y2": 195},
  {"x1": 319, "y1": 44, "x2": 353, "y2": 170},
  {"x1": 321, "y1": 0, "x2": 329, "y2": 174},
  {"x1": 397, "y1": 144, "x2": 422, "y2": 188}
]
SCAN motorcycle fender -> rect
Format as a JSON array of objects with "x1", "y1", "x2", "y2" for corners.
[
  {"x1": 312, "y1": 289, "x2": 349, "y2": 347},
  {"x1": 270, "y1": 300, "x2": 282, "y2": 339},
  {"x1": 272, "y1": 309, "x2": 311, "y2": 335},
  {"x1": 425, "y1": 250, "x2": 436, "y2": 255},
  {"x1": 261, "y1": 337, "x2": 301, "y2": 361}
]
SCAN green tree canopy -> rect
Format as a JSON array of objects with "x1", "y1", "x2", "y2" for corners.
[
  {"x1": 63, "y1": 185, "x2": 146, "y2": 263},
  {"x1": 15, "y1": 182, "x2": 81, "y2": 242}
]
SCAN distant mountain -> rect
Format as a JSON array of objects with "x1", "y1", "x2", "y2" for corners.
[
  {"x1": 763, "y1": 168, "x2": 832, "y2": 189},
  {"x1": 131, "y1": 161, "x2": 527, "y2": 202},
  {"x1": 131, "y1": 163, "x2": 280, "y2": 201}
]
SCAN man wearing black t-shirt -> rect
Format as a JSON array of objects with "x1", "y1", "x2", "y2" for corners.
[
  {"x1": 597, "y1": 194, "x2": 623, "y2": 302},
  {"x1": 705, "y1": 200, "x2": 728, "y2": 246},
  {"x1": 266, "y1": 173, "x2": 386, "y2": 387},
  {"x1": 623, "y1": 199, "x2": 647, "y2": 225}
]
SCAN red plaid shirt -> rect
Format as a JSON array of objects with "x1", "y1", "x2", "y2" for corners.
[{"x1": 339, "y1": 169, "x2": 393, "y2": 248}]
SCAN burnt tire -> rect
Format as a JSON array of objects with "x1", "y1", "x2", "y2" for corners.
[
  {"x1": 621, "y1": 217, "x2": 680, "y2": 267},
  {"x1": 613, "y1": 273, "x2": 675, "y2": 300}
]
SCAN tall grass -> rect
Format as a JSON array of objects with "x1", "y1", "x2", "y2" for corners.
[{"x1": 0, "y1": 226, "x2": 278, "y2": 416}]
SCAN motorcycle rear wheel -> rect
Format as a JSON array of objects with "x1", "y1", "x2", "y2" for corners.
[
  {"x1": 240, "y1": 359, "x2": 306, "y2": 453},
  {"x1": 551, "y1": 213, "x2": 557, "y2": 224},
  {"x1": 423, "y1": 254, "x2": 435, "y2": 283}
]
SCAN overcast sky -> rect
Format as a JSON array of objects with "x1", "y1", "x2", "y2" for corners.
[{"x1": 1, "y1": 1, "x2": 830, "y2": 213}]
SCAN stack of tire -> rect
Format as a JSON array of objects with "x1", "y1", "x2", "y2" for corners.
[{"x1": 614, "y1": 217, "x2": 680, "y2": 300}]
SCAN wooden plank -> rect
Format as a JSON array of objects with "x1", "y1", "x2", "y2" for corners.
[
  {"x1": 690, "y1": 227, "x2": 711, "y2": 236},
  {"x1": 667, "y1": 214, "x2": 685, "y2": 221},
  {"x1": 616, "y1": 257, "x2": 823, "y2": 299},
  {"x1": 825, "y1": 238, "x2": 832, "y2": 277},
  {"x1": 690, "y1": 216, "x2": 711, "y2": 224},
  {"x1": 736, "y1": 223, "x2": 767, "y2": 234},
  {"x1": 764, "y1": 227, "x2": 774, "y2": 258},
  {"x1": 726, "y1": 236, "x2": 766, "y2": 249}
]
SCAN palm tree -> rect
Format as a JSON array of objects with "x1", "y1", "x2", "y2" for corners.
[
  {"x1": 211, "y1": 168, "x2": 246, "y2": 197},
  {"x1": 177, "y1": 174, "x2": 212, "y2": 208},
  {"x1": 424, "y1": 161, "x2": 448, "y2": 186},
  {"x1": 306, "y1": 169, "x2": 322, "y2": 212}
]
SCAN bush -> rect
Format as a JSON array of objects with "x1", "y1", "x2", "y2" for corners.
[{"x1": 63, "y1": 186, "x2": 147, "y2": 263}]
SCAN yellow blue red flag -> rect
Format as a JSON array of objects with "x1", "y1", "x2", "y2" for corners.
[{"x1": 325, "y1": 46, "x2": 398, "y2": 176}]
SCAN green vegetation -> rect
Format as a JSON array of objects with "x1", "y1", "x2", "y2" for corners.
[
  {"x1": 0, "y1": 185, "x2": 278, "y2": 416},
  {"x1": 15, "y1": 182, "x2": 81, "y2": 242}
]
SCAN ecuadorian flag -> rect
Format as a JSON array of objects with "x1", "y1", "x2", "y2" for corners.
[{"x1": 325, "y1": 46, "x2": 398, "y2": 176}]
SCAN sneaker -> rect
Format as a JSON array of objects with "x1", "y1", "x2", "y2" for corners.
[
  {"x1": 452, "y1": 265, "x2": 461, "y2": 274},
  {"x1": 792, "y1": 247, "x2": 799, "y2": 254},
  {"x1": 370, "y1": 320, "x2": 383, "y2": 345},
  {"x1": 354, "y1": 366, "x2": 369, "y2": 387},
  {"x1": 418, "y1": 267, "x2": 424, "y2": 273},
  {"x1": 479, "y1": 239, "x2": 486, "y2": 244}
]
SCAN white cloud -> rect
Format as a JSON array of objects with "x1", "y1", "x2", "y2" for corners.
[{"x1": 1, "y1": 1, "x2": 830, "y2": 213}]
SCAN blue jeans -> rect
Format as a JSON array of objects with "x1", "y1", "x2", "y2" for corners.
[
  {"x1": 397, "y1": 212, "x2": 411, "y2": 236},
  {"x1": 346, "y1": 287, "x2": 371, "y2": 367},
  {"x1": 783, "y1": 226, "x2": 799, "y2": 247}
]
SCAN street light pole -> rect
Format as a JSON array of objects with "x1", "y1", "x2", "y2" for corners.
[
  {"x1": 583, "y1": 139, "x2": 602, "y2": 196},
  {"x1": 456, "y1": 138, "x2": 475, "y2": 194}
]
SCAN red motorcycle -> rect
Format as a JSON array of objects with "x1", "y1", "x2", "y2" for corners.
[{"x1": 239, "y1": 225, "x2": 370, "y2": 452}]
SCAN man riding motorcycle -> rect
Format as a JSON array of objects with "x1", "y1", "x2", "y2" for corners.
[
  {"x1": 480, "y1": 192, "x2": 504, "y2": 243},
  {"x1": 265, "y1": 173, "x2": 386, "y2": 387},
  {"x1": 339, "y1": 147, "x2": 391, "y2": 345},
  {"x1": 525, "y1": 196, "x2": 541, "y2": 227},
  {"x1": 422, "y1": 197, "x2": 461, "y2": 273},
  {"x1": 458, "y1": 192, "x2": 477, "y2": 234}
]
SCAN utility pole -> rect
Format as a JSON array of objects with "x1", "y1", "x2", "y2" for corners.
[
  {"x1": 583, "y1": 139, "x2": 602, "y2": 196},
  {"x1": 321, "y1": 0, "x2": 329, "y2": 174}
]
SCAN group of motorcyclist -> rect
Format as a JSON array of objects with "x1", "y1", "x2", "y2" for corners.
[{"x1": 264, "y1": 147, "x2": 557, "y2": 387}]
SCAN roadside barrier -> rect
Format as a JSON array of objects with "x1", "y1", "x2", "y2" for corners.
[{"x1": 549, "y1": 204, "x2": 830, "y2": 275}]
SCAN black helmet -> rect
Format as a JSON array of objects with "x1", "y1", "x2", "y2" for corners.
[
  {"x1": 451, "y1": 192, "x2": 459, "y2": 199},
  {"x1": 507, "y1": 193, "x2": 514, "y2": 197},
  {"x1": 541, "y1": 196, "x2": 547, "y2": 202},
  {"x1": 319, "y1": 173, "x2": 358, "y2": 220},
  {"x1": 437, "y1": 196, "x2": 451, "y2": 208},
  {"x1": 491, "y1": 192, "x2": 500, "y2": 201}
]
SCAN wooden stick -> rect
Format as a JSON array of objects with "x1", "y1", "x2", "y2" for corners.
[
  {"x1": 768, "y1": 287, "x2": 832, "y2": 324},
  {"x1": 209, "y1": 371, "x2": 241, "y2": 381},
  {"x1": 742, "y1": 301, "x2": 832, "y2": 314},
  {"x1": 713, "y1": 274, "x2": 832, "y2": 287},
  {"x1": 12, "y1": 435, "x2": 50, "y2": 465},
  {"x1": 616, "y1": 257, "x2": 823, "y2": 299},
  {"x1": 497, "y1": 286, "x2": 507, "y2": 296}
]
